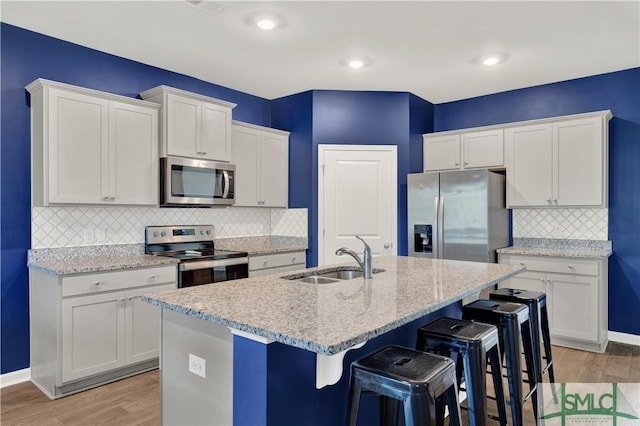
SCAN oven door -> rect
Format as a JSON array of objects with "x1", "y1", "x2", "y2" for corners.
[
  {"x1": 179, "y1": 257, "x2": 249, "y2": 288},
  {"x1": 161, "y1": 156, "x2": 235, "y2": 206}
]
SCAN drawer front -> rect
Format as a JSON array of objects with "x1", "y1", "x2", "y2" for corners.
[
  {"x1": 499, "y1": 254, "x2": 598, "y2": 276},
  {"x1": 62, "y1": 266, "x2": 177, "y2": 297},
  {"x1": 249, "y1": 251, "x2": 306, "y2": 271}
]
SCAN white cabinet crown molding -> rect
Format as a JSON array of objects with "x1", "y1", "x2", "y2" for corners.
[
  {"x1": 26, "y1": 78, "x2": 160, "y2": 110},
  {"x1": 423, "y1": 109, "x2": 612, "y2": 137},
  {"x1": 232, "y1": 120, "x2": 290, "y2": 136},
  {"x1": 139, "y1": 85, "x2": 237, "y2": 109}
]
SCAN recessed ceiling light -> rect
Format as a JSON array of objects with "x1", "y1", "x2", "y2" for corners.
[
  {"x1": 479, "y1": 54, "x2": 508, "y2": 66},
  {"x1": 343, "y1": 57, "x2": 371, "y2": 70},
  {"x1": 256, "y1": 18, "x2": 276, "y2": 31},
  {"x1": 348, "y1": 59, "x2": 365, "y2": 69}
]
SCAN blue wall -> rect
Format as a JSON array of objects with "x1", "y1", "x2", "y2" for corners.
[
  {"x1": 0, "y1": 23, "x2": 272, "y2": 374},
  {"x1": 272, "y1": 90, "x2": 433, "y2": 267},
  {"x1": 434, "y1": 68, "x2": 640, "y2": 336}
]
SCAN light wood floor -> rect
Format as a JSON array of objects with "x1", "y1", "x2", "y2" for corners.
[{"x1": 1, "y1": 343, "x2": 638, "y2": 425}]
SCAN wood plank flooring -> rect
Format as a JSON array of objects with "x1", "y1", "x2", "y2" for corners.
[{"x1": 1, "y1": 343, "x2": 638, "y2": 425}]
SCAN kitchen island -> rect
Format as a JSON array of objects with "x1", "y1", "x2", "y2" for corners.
[{"x1": 143, "y1": 255, "x2": 524, "y2": 426}]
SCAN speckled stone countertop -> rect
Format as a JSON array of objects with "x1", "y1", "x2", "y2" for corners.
[
  {"x1": 497, "y1": 238, "x2": 612, "y2": 258},
  {"x1": 143, "y1": 256, "x2": 524, "y2": 355},
  {"x1": 28, "y1": 244, "x2": 179, "y2": 275},
  {"x1": 215, "y1": 235, "x2": 307, "y2": 255}
]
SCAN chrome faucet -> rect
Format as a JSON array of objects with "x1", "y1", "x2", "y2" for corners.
[{"x1": 335, "y1": 235, "x2": 372, "y2": 279}]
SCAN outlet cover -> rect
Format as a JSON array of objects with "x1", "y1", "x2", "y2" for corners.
[
  {"x1": 82, "y1": 229, "x2": 94, "y2": 244},
  {"x1": 95, "y1": 228, "x2": 106, "y2": 242},
  {"x1": 188, "y1": 353, "x2": 206, "y2": 378}
]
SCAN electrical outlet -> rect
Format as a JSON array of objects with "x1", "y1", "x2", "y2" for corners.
[
  {"x1": 82, "y1": 229, "x2": 94, "y2": 244},
  {"x1": 188, "y1": 353, "x2": 206, "y2": 378},
  {"x1": 95, "y1": 228, "x2": 106, "y2": 242}
]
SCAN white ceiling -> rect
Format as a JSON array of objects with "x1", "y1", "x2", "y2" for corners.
[{"x1": 2, "y1": 1, "x2": 639, "y2": 103}]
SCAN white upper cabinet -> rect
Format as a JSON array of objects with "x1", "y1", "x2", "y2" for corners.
[
  {"x1": 27, "y1": 79, "x2": 159, "y2": 206},
  {"x1": 140, "y1": 86, "x2": 236, "y2": 162},
  {"x1": 423, "y1": 129, "x2": 504, "y2": 171},
  {"x1": 231, "y1": 121, "x2": 289, "y2": 208},
  {"x1": 506, "y1": 112, "x2": 610, "y2": 207}
]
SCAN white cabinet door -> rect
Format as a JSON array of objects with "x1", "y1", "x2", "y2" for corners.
[
  {"x1": 554, "y1": 117, "x2": 604, "y2": 206},
  {"x1": 166, "y1": 93, "x2": 201, "y2": 158},
  {"x1": 202, "y1": 101, "x2": 232, "y2": 162},
  {"x1": 109, "y1": 101, "x2": 158, "y2": 205},
  {"x1": 62, "y1": 292, "x2": 125, "y2": 382},
  {"x1": 124, "y1": 283, "x2": 175, "y2": 365},
  {"x1": 423, "y1": 134, "x2": 460, "y2": 171},
  {"x1": 48, "y1": 88, "x2": 108, "y2": 204},
  {"x1": 546, "y1": 273, "x2": 599, "y2": 342},
  {"x1": 505, "y1": 123, "x2": 553, "y2": 207},
  {"x1": 261, "y1": 132, "x2": 289, "y2": 207},
  {"x1": 462, "y1": 129, "x2": 504, "y2": 169},
  {"x1": 232, "y1": 125, "x2": 261, "y2": 206}
]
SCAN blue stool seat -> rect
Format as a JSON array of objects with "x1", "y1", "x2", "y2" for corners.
[
  {"x1": 417, "y1": 317, "x2": 509, "y2": 426},
  {"x1": 346, "y1": 345, "x2": 462, "y2": 426},
  {"x1": 490, "y1": 288, "x2": 556, "y2": 385},
  {"x1": 463, "y1": 299, "x2": 538, "y2": 426}
]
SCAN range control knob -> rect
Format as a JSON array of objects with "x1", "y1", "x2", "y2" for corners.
[
  {"x1": 161, "y1": 231, "x2": 167, "y2": 237},
  {"x1": 200, "y1": 230, "x2": 205, "y2": 235},
  {"x1": 153, "y1": 231, "x2": 159, "y2": 238},
  {"x1": 206, "y1": 230, "x2": 211, "y2": 235}
]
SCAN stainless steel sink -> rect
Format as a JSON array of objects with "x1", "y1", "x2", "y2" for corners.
[{"x1": 281, "y1": 267, "x2": 385, "y2": 283}]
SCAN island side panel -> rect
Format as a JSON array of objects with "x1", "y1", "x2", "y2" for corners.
[
  {"x1": 232, "y1": 302, "x2": 461, "y2": 426},
  {"x1": 161, "y1": 309, "x2": 233, "y2": 426}
]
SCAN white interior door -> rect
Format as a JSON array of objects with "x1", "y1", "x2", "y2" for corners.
[{"x1": 319, "y1": 145, "x2": 397, "y2": 266}]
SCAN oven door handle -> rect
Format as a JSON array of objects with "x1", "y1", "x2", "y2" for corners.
[{"x1": 179, "y1": 257, "x2": 248, "y2": 271}]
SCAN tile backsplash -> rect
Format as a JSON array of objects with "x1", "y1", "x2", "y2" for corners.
[
  {"x1": 512, "y1": 208, "x2": 608, "y2": 241},
  {"x1": 32, "y1": 206, "x2": 307, "y2": 248}
]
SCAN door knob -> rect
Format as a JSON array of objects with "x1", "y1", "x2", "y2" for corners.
[{"x1": 384, "y1": 243, "x2": 390, "y2": 249}]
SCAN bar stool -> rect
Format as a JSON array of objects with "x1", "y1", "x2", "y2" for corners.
[
  {"x1": 462, "y1": 299, "x2": 538, "y2": 426},
  {"x1": 346, "y1": 345, "x2": 462, "y2": 426},
  {"x1": 489, "y1": 288, "x2": 555, "y2": 385},
  {"x1": 416, "y1": 317, "x2": 509, "y2": 426}
]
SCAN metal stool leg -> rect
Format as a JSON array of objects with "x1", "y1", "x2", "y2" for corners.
[
  {"x1": 487, "y1": 345, "x2": 508, "y2": 426},
  {"x1": 347, "y1": 376, "x2": 362, "y2": 426},
  {"x1": 520, "y1": 318, "x2": 539, "y2": 422},
  {"x1": 502, "y1": 318, "x2": 524, "y2": 426},
  {"x1": 462, "y1": 346, "x2": 488, "y2": 425},
  {"x1": 540, "y1": 304, "x2": 555, "y2": 383}
]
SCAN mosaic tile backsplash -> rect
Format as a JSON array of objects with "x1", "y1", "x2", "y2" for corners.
[
  {"x1": 512, "y1": 208, "x2": 608, "y2": 241},
  {"x1": 32, "y1": 206, "x2": 307, "y2": 248}
]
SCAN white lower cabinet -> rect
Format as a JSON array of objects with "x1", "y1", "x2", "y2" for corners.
[
  {"x1": 249, "y1": 251, "x2": 306, "y2": 277},
  {"x1": 498, "y1": 254, "x2": 608, "y2": 352},
  {"x1": 30, "y1": 265, "x2": 177, "y2": 399}
]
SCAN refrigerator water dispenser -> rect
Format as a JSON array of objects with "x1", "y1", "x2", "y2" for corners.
[{"x1": 413, "y1": 224, "x2": 432, "y2": 253}]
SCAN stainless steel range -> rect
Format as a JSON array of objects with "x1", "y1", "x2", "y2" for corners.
[{"x1": 145, "y1": 225, "x2": 248, "y2": 288}]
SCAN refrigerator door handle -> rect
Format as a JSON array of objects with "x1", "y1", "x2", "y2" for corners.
[
  {"x1": 438, "y1": 196, "x2": 445, "y2": 258},
  {"x1": 433, "y1": 196, "x2": 439, "y2": 259}
]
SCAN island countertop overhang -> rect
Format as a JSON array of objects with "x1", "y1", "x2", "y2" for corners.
[{"x1": 143, "y1": 255, "x2": 524, "y2": 355}]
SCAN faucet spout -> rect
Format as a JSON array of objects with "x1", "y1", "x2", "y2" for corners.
[{"x1": 335, "y1": 235, "x2": 373, "y2": 279}]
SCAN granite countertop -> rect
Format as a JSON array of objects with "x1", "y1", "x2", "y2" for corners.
[
  {"x1": 143, "y1": 255, "x2": 524, "y2": 355},
  {"x1": 497, "y1": 238, "x2": 612, "y2": 258},
  {"x1": 215, "y1": 235, "x2": 307, "y2": 255},
  {"x1": 28, "y1": 254, "x2": 179, "y2": 276}
]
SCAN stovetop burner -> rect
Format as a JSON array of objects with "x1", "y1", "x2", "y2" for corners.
[{"x1": 159, "y1": 249, "x2": 248, "y2": 262}]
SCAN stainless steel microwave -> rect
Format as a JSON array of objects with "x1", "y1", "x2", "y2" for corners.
[{"x1": 160, "y1": 156, "x2": 235, "y2": 206}]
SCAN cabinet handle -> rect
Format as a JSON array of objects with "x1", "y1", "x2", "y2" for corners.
[
  {"x1": 547, "y1": 199, "x2": 552, "y2": 204},
  {"x1": 519, "y1": 262, "x2": 525, "y2": 266},
  {"x1": 150, "y1": 275, "x2": 157, "y2": 280},
  {"x1": 568, "y1": 264, "x2": 574, "y2": 270},
  {"x1": 464, "y1": 161, "x2": 468, "y2": 165},
  {"x1": 291, "y1": 257, "x2": 296, "y2": 263},
  {"x1": 102, "y1": 196, "x2": 110, "y2": 201},
  {"x1": 93, "y1": 281, "x2": 101, "y2": 288},
  {"x1": 554, "y1": 199, "x2": 558, "y2": 204},
  {"x1": 455, "y1": 162, "x2": 460, "y2": 166},
  {"x1": 540, "y1": 277, "x2": 544, "y2": 282},
  {"x1": 263, "y1": 261, "x2": 268, "y2": 267},
  {"x1": 128, "y1": 296, "x2": 133, "y2": 302}
]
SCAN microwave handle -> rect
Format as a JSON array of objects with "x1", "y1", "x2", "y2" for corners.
[{"x1": 222, "y1": 170, "x2": 230, "y2": 198}]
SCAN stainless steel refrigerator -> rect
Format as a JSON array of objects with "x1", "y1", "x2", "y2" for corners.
[{"x1": 407, "y1": 169, "x2": 509, "y2": 262}]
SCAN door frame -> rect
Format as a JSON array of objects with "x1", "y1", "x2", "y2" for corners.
[{"x1": 317, "y1": 144, "x2": 398, "y2": 266}]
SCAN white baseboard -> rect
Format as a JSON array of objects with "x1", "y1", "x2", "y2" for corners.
[
  {"x1": 0, "y1": 368, "x2": 31, "y2": 388},
  {"x1": 608, "y1": 331, "x2": 640, "y2": 347}
]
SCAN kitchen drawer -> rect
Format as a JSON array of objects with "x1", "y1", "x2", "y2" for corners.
[
  {"x1": 62, "y1": 265, "x2": 176, "y2": 297},
  {"x1": 249, "y1": 251, "x2": 305, "y2": 271},
  {"x1": 500, "y1": 254, "x2": 598, "y2": 276}
]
